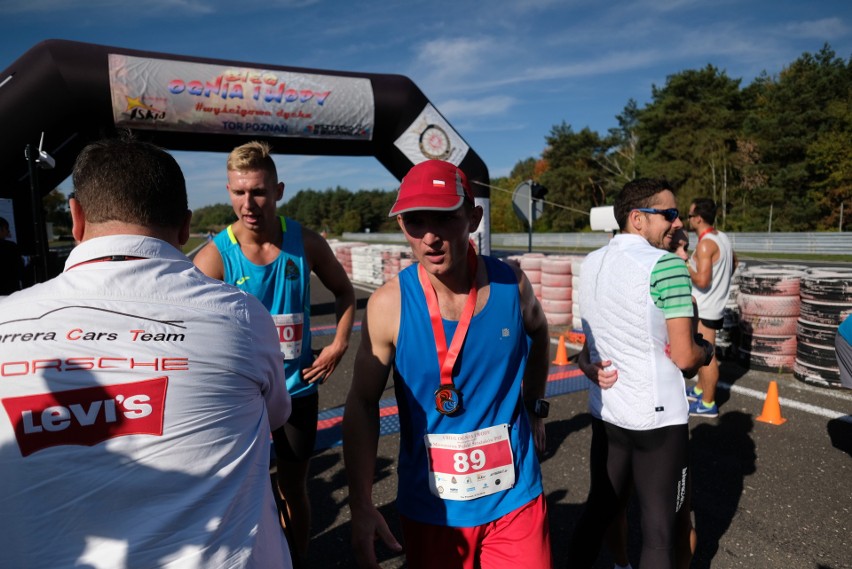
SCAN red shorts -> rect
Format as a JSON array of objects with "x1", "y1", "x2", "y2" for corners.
[{"x1": 399, "y1": 493, "x2": 552, "y2": 569}]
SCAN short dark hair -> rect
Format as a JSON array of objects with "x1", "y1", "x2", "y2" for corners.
[
  {"x1": 690, "y1": 198, "x2": 717, "y2": 225},
  {"x1": 614, "y1": 178, "x2": 675, "y2": 230},
  {"x1": 71, "y1": 137, "x2": 188, "y2": 228}
]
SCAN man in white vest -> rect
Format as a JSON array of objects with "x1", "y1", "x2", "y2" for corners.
[
  {"x1": 686, "y1": 198, "x2": 736, "y2": 417},
  {"x1": 569, "y1": 178, "x2": 714, "y2": 569}
]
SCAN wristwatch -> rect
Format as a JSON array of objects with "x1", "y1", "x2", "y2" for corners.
[{"x1": 526, "y1": 399, "x2": 550, "y2": 418}]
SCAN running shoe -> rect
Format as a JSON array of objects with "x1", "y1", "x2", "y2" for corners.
[
  {"x1": 685, "y1": 385, "x2": 702, "y2": 402},
  {"x1": 689, "y1": 398, "x2": 719, "y2": 418}
]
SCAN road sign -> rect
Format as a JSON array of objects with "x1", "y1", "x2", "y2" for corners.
[{"x1": 512, "y1": 180, "x2": 545, "y2": 226}]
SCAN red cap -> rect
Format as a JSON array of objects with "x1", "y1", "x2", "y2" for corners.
[{"x1": 388, "y1": 160, "x2": 472, "y2": 217}]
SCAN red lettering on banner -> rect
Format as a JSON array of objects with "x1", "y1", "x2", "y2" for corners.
[
  {"x1": 427, "y1": 440, "x2": 513, "y2": 474},
  {"x1": 1, "y1": 377, "x2": 168, "y2": 457}
]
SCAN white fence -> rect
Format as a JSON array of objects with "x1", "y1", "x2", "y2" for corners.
[{"x1": 342, "y1": 232, "x2": 852, "y2": 255}]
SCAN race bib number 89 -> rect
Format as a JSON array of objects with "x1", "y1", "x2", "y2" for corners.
[{"x1": 424, "y1": 424, "x2": 515, "y2": 501}]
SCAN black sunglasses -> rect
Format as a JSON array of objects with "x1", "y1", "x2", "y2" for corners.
[{"x1": 634, "y1": 207, "x2": 679, "y2": 222}]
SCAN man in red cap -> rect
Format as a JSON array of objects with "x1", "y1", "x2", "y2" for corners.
[{"x1": 343, "y1": 160, "x2": 553, "y2": 569}]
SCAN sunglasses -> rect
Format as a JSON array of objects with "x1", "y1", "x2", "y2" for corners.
[{"x1": 634, "y1": 208, "x2": 679, "y2": 222}]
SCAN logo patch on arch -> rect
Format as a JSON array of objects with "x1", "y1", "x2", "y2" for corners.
[{"x1": 285, "y1": 259, "x2": 300, "y2": 281}]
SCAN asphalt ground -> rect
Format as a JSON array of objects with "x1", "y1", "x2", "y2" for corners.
[{"x1": 300, "y1": 275, "x2": 851, "y2": 569}]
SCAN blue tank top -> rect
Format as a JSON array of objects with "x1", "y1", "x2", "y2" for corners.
[
  {"x1": 393, "y1": 256, "x2": 543, "y2": 526},
  {"x1": 213, "y1": 216, "x2": 315, "y2": 398}
]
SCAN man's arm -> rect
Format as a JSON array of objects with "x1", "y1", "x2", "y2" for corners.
[
  {"x1": 667, "y1": 317, "x2": 713, "y2": 378},
  {"x1": 303, "y1": 229, "x2": 356, "y2": 384},
  {"x1": 578, "y1": 340, "x2": 618, "y2": 389},
  {"x1": 514, "y1": 265, "x2": 549, "y2": 454},
  {"x1": 342, "y1": 283, "x2": 403, "y2": 568},
  {"x1": 688, "y1": 239, "x2": 718, "y2": 289},
  {"x1": 192, "y1": 241, "x2": 225, "y2": 280}
]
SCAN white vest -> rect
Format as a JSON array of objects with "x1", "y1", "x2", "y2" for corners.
[
  {"x1": 580, "y1": 234, "x2": 689, "y2": 430},
  {"x1": 690, "y1": 231, "x2": 733, "y2": 320}
]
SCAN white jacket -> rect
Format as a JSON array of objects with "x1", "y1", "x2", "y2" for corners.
[
  {"x1": 0, "y1": 235, "x2": 292, "y2": 569},
  {"x1": 580, "y1": 234, "x2": 689, "y2": 430}
]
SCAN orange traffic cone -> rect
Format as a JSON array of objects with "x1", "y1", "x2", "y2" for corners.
[
  {"x1": 552, "y1": 335, "x2": 570, "y2": 366},
  {"x1": 756, "y1": 380, "x2": 787, "y2": 425}
]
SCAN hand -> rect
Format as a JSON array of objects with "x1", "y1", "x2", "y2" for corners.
[
  {"x1": 350, "y1": 505, "x2": 403, "y2": 568},
  {"x1": 580, "y1": 358, "x2": 618, "y2": 389},
  {"x1": 302, "y1": 342, "x2": 346, "y2": 384}
]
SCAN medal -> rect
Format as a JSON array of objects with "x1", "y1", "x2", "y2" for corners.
[
  {"x1": 419, "y1": 243, "x2": 479, "y2": 417},
  {"x1": 434, "y1": 384, "x2": 463, "y2": 415}
]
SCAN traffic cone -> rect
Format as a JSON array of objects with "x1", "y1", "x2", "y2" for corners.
[
  {"x1": 756, "y1": 380, "x2": 787, "y2": 425},
  {"x1": 552, "y1": 335, "x2": 570, "y2": 366}
]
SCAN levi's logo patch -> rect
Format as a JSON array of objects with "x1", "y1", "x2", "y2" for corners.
[{"x1": 2, "y1": 377, "x2": 168, "y2": 457}]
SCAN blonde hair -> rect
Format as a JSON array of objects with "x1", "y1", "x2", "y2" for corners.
[{"x1": 226, "y1": 140, "x2": 278, "y2": 179}]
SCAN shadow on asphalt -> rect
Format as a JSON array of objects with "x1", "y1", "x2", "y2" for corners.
[
  {"x1": 308, "y1": 454, "x2": 403, "y2": 568},
  {"x1": 827, "y1": 419, "x2": 852, "y2": 457},
  {"x1": 542, "y1": 408, "x2": 760, "y2": 568},
  {"x1": 690, "y1": 411, "x2": 757, "y2": 569}
]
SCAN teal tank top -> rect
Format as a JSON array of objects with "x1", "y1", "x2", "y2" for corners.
[{"x1": 213, "y1": 216, "x2": 315, "y2": 398}]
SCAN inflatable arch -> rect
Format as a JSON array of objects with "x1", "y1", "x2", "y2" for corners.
[{"x1": 0, "y1": 39, "x2": 491, "y2": 282}]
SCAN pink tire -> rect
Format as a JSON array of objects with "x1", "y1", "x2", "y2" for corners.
[
  {"x1": 738, "y1": 349, "x2": 795, "y2": 371},
  {"x1": 520, "y1": 254, "x2": 545, "y2": 270},
  {"x1": 737, "y1": 293, "x2": 800, "y2": 317},
  {"x1": 541, "y1": 272, "x2": 573, "y2": 287},
  {"x1": 737, "y1": 266, "x2": 806, "y2": 296},
  {"x1": 523, "y1": 269, "x2": 542, "y2": 284},
  {"x1": 541, "y1": 257, "x2": 572, "y2": 275},
  {"x1": 739, "y1": 333, "x2": 797, "y2": 356},
  {"x1": 541, "y1": 298, "x2": 572, "y2": 313},
  {"x1": 545, "y1": 311, "x2": 573, "y2": 326},
  {"x1": 739, "y1": 315, "x2": 798, "y2": 336},
  {"x1": 542, "y1": 285, "x2": 572, "y2": 301}
]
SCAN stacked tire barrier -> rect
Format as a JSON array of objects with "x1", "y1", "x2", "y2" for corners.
[
  {"x1": 518, "y1": 253, "x2": 545, "y2": 302},
  {"x1": 794, "y1": 268, "x2": 852, "y2": 387},
  {"x1": 504, "y1": 253, "x2": 585, "y2": 336},
  {"x1": 570, "y1": 256, "x2": 584, "y2": 331},
  {"x1": 736, "y1": 265, "x2": 807, "y2": 372},
  {"x1": 540, "y1": 256, "x2": 573, "y2": 330},
  {"x1": 715, "y1": 262, "x2": 746, "y2": 359},
  {"x1": 349, "y1": 244, "x2": 411, "y2": 286},
  {"x1": 328, "y1": 241, "x2": 367, "y2": 280}
]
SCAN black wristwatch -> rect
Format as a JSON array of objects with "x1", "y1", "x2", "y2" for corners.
[{"x1": 526, "y1": 399, "x2": 550, "y2": 418}]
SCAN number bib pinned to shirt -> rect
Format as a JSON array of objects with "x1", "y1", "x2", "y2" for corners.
[
  {"x1": 424, "y1": 424, "x2": 515, "y2": 501},
  {"x1": 272, "y1": 313, "x2": 304, "y2": 360}
]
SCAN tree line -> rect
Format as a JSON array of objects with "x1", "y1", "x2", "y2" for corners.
[{"x1": 44, "y1": 44, "x2": 851, "y2": 237}]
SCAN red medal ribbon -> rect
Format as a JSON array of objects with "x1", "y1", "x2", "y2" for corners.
[
  {"x1": 698, "y1": 227, "x2": 714, "y2": 242},
  {"x1": 418, "y1": 245, "x2": 479, "y2": 413}
]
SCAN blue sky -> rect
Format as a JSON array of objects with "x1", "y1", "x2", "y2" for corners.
[{"x1": 2, "y1": 0, "x2": 850, "y2": 210}]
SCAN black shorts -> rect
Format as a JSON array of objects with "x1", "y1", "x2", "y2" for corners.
[
  {"x1": 699, "y1": 317, "x2": 724, "y2": 330},
  {"x1": 273, "y1": 391, "x2": 319, "y2": 462}
]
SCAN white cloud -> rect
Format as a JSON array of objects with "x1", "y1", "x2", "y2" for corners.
[
  {"x1": 784, "y1": 18, "x2": 849, "y2": 39},
  {"x1": 438, "y1": 96, "x2": 517, "y2": 119},
  {"x1": 413, "y1": 37, "x2": 501, "y2": 86}
]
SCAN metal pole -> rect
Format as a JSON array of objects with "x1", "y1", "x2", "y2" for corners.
[
  {"x1": 768, "y1": 203, "x2": 773, "y2": 233},
  {"x1": 527, "y1": 180, "x2": 533, "y2": 253},
  {"x1": 840, "y1": 202, "x2": 844, "y2": 232},
  {"x1": 25, "y1": 144, "x2": 50, "y2": 283}
]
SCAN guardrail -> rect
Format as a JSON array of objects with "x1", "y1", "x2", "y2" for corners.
[{"x1": 342, "y1": 231, "x2": 852, "y2": 255}]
